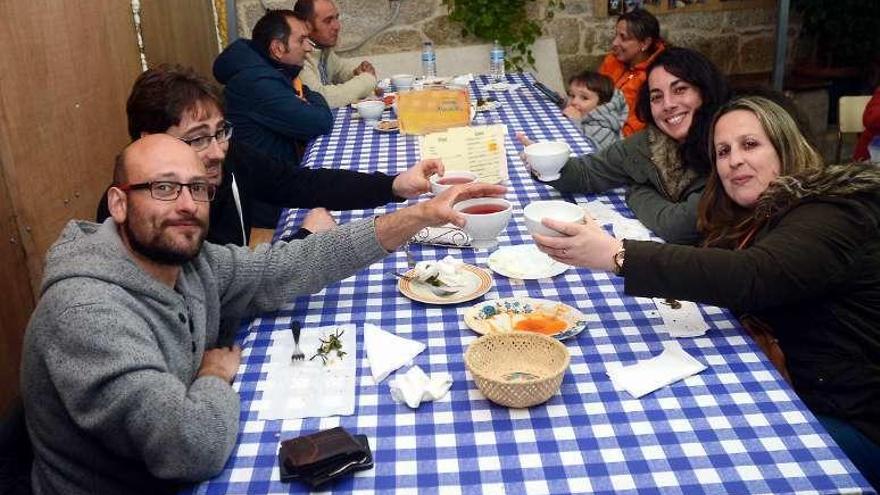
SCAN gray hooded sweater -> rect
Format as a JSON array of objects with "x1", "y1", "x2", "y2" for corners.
[
  {"x1": 21, "y1": 218, "x2": 386, "y2": 495},
  {"x1": 568, "y1": 89, "x2": 628, "y2": 151}
]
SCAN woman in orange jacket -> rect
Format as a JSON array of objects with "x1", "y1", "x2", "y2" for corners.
[{"x1": 599, "y1": 9, "x2": 666, "y2": 137}]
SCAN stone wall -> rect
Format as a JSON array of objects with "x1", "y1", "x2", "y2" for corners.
[{"x1": 235, "y1": 0, "x2": 794, "y2": 82}]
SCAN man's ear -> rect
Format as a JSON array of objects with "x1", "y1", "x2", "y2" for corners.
[
  {"x1": 269, "y1": 38, "x2": 285, "y2": 61},
  {"x1": 107, "y1": 187, "x2": 128, "y2": 224}
]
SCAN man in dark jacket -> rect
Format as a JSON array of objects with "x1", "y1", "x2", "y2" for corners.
[
  {"x1": 97, "y1": 65, "x2": 441, "y2": 246},
  {"x1": 214, "y1": 9, "x2": 334, "y2": 227},
  {"x1": 213, "y1": 8, "x2": 330, "y2": 162}
]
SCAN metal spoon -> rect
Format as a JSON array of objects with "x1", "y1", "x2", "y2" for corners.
[{"x1": 393, "y1": 272, "x2": 463, "y2": 296}]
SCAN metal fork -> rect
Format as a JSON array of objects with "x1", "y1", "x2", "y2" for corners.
[{"x1": 290, "y1": 321, "x2": 304, "y2": 361}]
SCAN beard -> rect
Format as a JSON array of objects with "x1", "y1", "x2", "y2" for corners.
[{"x1": 123, "y1": 210, "x2": 208, "y2": 266}]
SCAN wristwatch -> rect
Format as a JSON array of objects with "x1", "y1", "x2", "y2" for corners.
[{"x1": 612, "y1": 245, "x2": 626, "y2": 276}]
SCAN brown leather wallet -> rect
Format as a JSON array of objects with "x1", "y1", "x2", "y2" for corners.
[{"x1": 279, "y1": 427, "x2": 370, "y2": 482}]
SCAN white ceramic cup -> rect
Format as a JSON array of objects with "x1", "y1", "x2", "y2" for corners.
[
  {"x1": 524, "y1": 141, "x2": 571, "y2": 181},
  {"x1": 430, "y1": 171, "x2": 479, "y2": 195},
  {"x1": 356, "y1": 100, "x2": 385, "y2": 126},
  {"x1": 453, "y1": 198, "x2": 512, "y2": 250},
  {"x1": 523, "y1": 200, "x2": 585, "y2": 237},
  {"x1": 391, "y1": 74, "x2": 415, "y2": 92}
]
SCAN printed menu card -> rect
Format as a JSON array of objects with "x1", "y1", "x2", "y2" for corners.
[{"x1": 419, "y1": 124, "x2": 509, "y2": 183}]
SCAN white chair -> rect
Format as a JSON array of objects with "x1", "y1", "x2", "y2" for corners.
[{"x1": 836, "y1": 95, "x2": 871, "y2": 163}]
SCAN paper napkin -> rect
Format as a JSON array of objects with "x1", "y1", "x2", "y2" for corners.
[
  {"x1": 653, "y1": 298, "x2": 710, "y2": 338},
  {"x1": 389, "y1": 366, "x2": 453, "y2": 409},
  {"x1": 258, "y1": 324, "x2": 357, "y2": 420},
  {"x1": 579, "y1": 200, "x2": 654, "y2": 241},
  {"x1": 412, "y1": 255, "x2": 466, "y2": 287},
  {"x1": 364, "y1": 323, "x2": 426, "y2": 384},
  {"x1": 611, "y1": 218, "x2": 653, "y2": 241},
  {"x1": 580, "y1": 200, "x2": 621, "y2": 225},
  {"x1": 411, "y1": 225, "x2": 472, "y2": 248},
  {"x1": 606, "y1": 341, "x2": 707, "y2": 398}
]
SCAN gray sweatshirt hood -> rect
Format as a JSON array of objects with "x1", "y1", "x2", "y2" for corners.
[{"x1": 41, "y1": 219, "x2": 180, "y2": 304}]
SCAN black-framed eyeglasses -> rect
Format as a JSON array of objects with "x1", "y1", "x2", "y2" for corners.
[
  {"x1": 117, "y1": 181, "x2": 217, "y2": 202},
  {"x1": 178, "y1": 122, "x2": 233, "y2": 151}
]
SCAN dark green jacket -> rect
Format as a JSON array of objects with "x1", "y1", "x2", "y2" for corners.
[
  {"x1": 623, "y1": 164, "x2": 880, "y2": 445},
  {"x1": 547, "y1": 129, "x2": 706, "y2": 245}
]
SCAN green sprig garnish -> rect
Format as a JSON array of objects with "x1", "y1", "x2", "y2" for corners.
[{"x1": 310, "y1": 327, "x2": 347, "y2": 365}]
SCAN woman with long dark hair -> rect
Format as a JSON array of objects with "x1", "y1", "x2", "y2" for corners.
[{"x1": 518, "y1": 47, "x2": 731, "y2": 244}]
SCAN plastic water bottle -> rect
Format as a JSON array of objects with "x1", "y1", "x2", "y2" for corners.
[
  {"x1": 489, "y1": 40, "x2": 505, "y2": 81},
  {"x1": 422, "y1": 41, "x2": 437, "y2": 79},
  {"x1": 869, "y1": 135, "x2": 880, "y2": 164}
]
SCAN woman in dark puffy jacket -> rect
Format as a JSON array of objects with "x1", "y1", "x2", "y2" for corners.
[{"x1": 531, "y1": 96, "x2": 880, "y2": 488}]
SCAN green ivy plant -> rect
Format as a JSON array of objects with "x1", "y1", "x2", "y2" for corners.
[{"x1": 441, "y1": 0, "x2": 565, "y2": 71}]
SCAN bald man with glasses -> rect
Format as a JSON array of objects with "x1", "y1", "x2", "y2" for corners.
[{"x1": 23, "y1": 134, "x2": 504, "y2": 495}]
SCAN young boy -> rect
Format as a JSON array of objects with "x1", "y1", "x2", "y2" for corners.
[{"x1": 563, "y1": 71, "x2": 628, "y2": 150}]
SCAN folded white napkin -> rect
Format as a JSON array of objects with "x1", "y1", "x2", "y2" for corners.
[
  {"x1": 412, "y1": 255, "x2": 465, "y2": 286},
  {"x1": 364, "y1": 323, "x2": 426, "y2": 384},
  {"x1": 389, "y1": 366, "x2": 453, "y2": 409},
  {"x1": 612, "y1": 218, "x2": 653, "y2": 241},
  {"x1": 579, "y1": 200, "x2": 654, "y2": 241},
  {"x1": 411, "y1": 225, "x2": 472, "y2": 247},
  {"x1": 606, "y1": 341, "x2": 707, "y2": 398},
  {"x1": 579, "y1": 200, "x2": 620, "y2": 225},
  {"x1": 653, "y1": 298, "x2": 710, "y2": 338}
]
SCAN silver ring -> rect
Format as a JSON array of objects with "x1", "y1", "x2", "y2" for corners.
[{"x1": 561, "y1": 249, "x2": 567, "y2": 256}]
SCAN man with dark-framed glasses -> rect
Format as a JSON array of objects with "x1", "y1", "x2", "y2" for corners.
[
  {"x1": 22, "y1": 134, "x2": 504, "y2": 495},
  {"x1": 97, "y1": 64, "x2": 442, "y2": 246}
]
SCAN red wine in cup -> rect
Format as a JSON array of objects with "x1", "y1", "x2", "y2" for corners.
[
  {"x1": 437, "y1": 176, "x2": 474, "y2": 185},
  {"x1": 461, "y1": 204, "x2": 507, "y2": 215}
]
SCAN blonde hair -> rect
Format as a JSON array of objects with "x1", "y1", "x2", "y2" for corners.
[{"x1": 698, "y1": 96, "x2": 824, "y2": 247}]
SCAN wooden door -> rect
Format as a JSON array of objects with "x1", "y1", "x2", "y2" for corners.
[
  {"x1": 140, "y1": 0, "x2": 221, "y2": 78},
  {"x1": 0, "y1": 0, "x2": 142, "y2": 413}
]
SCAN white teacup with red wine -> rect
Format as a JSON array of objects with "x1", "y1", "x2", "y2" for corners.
[
  {"x1": 453, "y1": 198, "x2": 512, "y2": 249},
  {"x1": 430, "y1": 171, "x2": 479, "y2": 195}
]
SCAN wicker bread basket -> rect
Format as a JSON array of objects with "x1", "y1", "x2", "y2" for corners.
[{"x1": 465, "y1": 332, "x2": 570, "y2": 408}]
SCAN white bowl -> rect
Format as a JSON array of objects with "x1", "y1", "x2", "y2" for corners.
[
  {"x1": 391, "y1": 74, "x2": 415, "y2": 92},
  {"x1": 524, "y1": 141, "x2": 571, "y2": 181},
  {"x1": 523, "y1": 200, "x2": 585, "y2": 237},
  {"x1": 430, "y1": 171, "x2": 479, "y2": 195},
  {"x1": 453, "y1": 198, "x2": 512, "y2": 250},
  {"x1": 356, "y1": 100, "x2": 385, "y2": 125}
]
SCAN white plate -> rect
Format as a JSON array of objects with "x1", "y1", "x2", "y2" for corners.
[
  {"x1": 463, "y1": 297, "x2": 588, "y2": 340},
  {"x1": 397, "y1": 264, "x2": 493, "y2": 305},
  {"x1": 374, "y1": 119, "x2": 400, "y2": 133},
  {"x1": 487, "y1": 244, "x2": 569, "y2": 280},
  {"x1": 483, "y1": 82, "x2": 522, "y2": 92}
]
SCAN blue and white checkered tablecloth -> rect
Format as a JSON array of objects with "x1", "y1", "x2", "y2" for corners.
[{"x1": 187, "y1": 74, "x2": 873, "y2": 494}]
